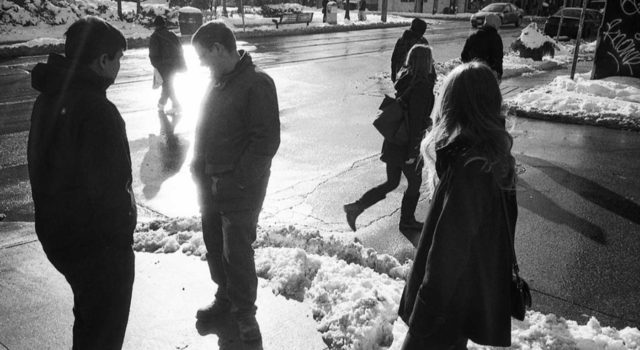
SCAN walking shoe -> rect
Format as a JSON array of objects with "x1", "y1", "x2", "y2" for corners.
[
  {"x1": 343, "y1": 202, "x2": 363, "y2": 232},
  {"x1": 157, "y1": 102, "x2": 166, "y2": 112},
  {"x1": 165, "y1": 105, "x2": 182, "y2": 116},
  {"x1": 399, "y1": 219, "x2": 423, "y2": 231},
  {"x1": 195, "y1": 299, "x2": 231, "y2": 321},
  {"x1": 235, "y1": 314, "x2": 262, "y2": 343}
]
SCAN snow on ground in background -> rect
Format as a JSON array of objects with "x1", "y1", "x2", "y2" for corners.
[
  {"x1": 507, "y1": 72, "x2": 640, "y2": 129},
  {"x1": 134, "y1": 218, "x2": 640, "y2": 350}
]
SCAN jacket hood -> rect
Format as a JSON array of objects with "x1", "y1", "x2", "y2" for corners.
[
  {"x1": 217, "y1": 50, "x2": 254, "y2": 86},
  {"x1": 31, "y1": 53, "x2": 113, "y2": 96},
  {"x1": 401, "y1": 29, "x2": 422, "y2": 41}
]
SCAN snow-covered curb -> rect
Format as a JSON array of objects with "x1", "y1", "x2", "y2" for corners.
[
  {"x1": 134, "y1": 217, "x2": 640, "y2": 350},
  {"x1": 507, "y1": 73, "x2": 640, "y2": 132}
]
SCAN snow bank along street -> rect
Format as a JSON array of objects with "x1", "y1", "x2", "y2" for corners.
[{"x1": 134, "y1": 218, "x2": 640, "y2": 350}]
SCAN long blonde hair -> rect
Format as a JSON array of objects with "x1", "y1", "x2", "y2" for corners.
[
  {"x1": 396, "y1": 44, "x2": 433, "y2": 84},
  {"x1": 421, "y1": 61, "x2": 515, "y2": 186}
]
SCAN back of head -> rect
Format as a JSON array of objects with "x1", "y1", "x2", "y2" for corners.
[
  {"x1": 410, "y1": 18, "x2": 427, "y2": 36},
  {"x1": 153, "y1": 16, "x2": 166, "y2": 28},
  {"x1": 424, "y1": 61, "x2": 513, "y2": 182},
  {"x1": 192, "y1": 21, "x2": 237, "y2": 53},
  {"x1": 65, "y1": 16, "x2": 127, "y2": 65},
  {"x1": 483, "y1": 14, "x2": 500, "y2": 29},
  {"x1": 403, "y1": 44, "x2": 433, "y2": 78}
]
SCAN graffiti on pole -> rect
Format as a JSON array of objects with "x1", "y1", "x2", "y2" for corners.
[{"x1": 593, "y1": 0, "x2": 640, "y2": 79}]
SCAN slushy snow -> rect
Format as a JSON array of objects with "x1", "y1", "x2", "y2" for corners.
[{"x1": 134, "y1": 219, "x2": 640, "y2": 350}]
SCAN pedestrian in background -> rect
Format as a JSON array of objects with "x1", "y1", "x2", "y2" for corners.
[
  {"x1": 322, "y1": 0, "x2": 329, "y2": 22},
  {"x1": 149, "y1": 15, "x2": 186, "y2": 115},
  {"x1": 398, "y1": 61, "x2": 517, "y2": 350},
  {"x1": 358, "y1": 0, "x2": 367, "y2": 21},
  {"x1": 391, "y1": 18, "x2": 429, "y2": 82},
  {"x1": 28, "y1": 16, "x2": 136, "y2": 350},
  {"x1": 344, "y1": 44, "x2": 436, "y2": 244},
  {"x1": 190, "y1": 21, "x2": 280, "y2": 350},
  {"x1": 461, "y1": 13, "x2": 504, "y2": 81}
]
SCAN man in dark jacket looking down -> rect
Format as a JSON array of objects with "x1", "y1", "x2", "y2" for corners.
[
  {"x1": 461, "y1": 13, "x2": 504, "y2": 80},
  {"x1": 149, "y1": 15, "x2": 186, "y2": 115},
  {"x1": 27, "y1": 16, "x2": 136, "y2": 350},
  {"x1": 190, "y1": 21, "x2": 280, "y2": 350},
  {"x1": 391, "y1": 18, "x2": 429, "y2": 82}
]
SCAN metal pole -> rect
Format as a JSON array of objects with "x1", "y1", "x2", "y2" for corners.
[
  {"x1": 381, "y1": 0, "x2": 387, "y2": 22},
  {"x1": 240, "y1": 0, "x2": 245, "y2": 31},
  {"x1": 570, "y1": 0, "x2": 588, "y2": 79},
  {"x1": 555, "y1": 0, "x2": 567, "y2": 39}
]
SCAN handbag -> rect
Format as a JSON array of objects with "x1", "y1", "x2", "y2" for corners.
[
  {"x1": 152, "y1": 68, "x2": 163, "y2": 89},
  {"x1": 372, "y1": 95, "x2": 409, "y2": 146},
  {"x1": 500, "y1": 190, "x2": 532, "y2": 321}
]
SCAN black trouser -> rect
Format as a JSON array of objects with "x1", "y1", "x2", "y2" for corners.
[
  {"x1": 201, "y1": 203, "x2": 261, "y2": 317},
  {"x1": 158, "y1": 71, "x2": 179, "y2": 108},
  {"x1": 401, "y1": 331, "x2": 468, "y2": 350},
  {"x1": 50, "y1": 246, "x2": 135, "y2": 350},
  {"x1": 357, "y1": 161, "x2": 422, "y2": 222}
]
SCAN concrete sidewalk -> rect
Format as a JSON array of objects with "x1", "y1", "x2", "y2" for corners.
[{"x1": 0, "y1": 221, "x2": 328, "y2": 350}]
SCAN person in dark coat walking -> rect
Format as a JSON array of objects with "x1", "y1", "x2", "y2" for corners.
[
  {"x1": 27, "y1": 16, "x2": 136, "y2": 350},
  {"x1": 149, "y1": 16, "x2": 186, "y2": 114},
  {"x1": 191, "y1": 22, "x2": 280, "y2": 349},
  {"x1": 358, "y1": 0, "x2": 367, "y2": 21},
  {"x1": 344, "y1": 45, "x2": 435, "y2": 244},
  {"x1": 461, "y1": 14, "x2": 504, "y2": 80},
  {"x1": 398, "y1": 61, "x2": 517, "y2": 349},
  {"x1": 391, "y1": 18, "x2": 429, "y2": 83}
]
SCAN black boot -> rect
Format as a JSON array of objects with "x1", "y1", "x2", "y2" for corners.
[
  {"x1": 399, "y1": 193, "x2": 422, "y2": 246},
  {"x1": 343, "y1": 202, "x2": 364, "y2": 231}
]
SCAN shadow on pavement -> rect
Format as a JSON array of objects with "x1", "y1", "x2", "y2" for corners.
[
  {"x1": 518, "y1": 154, "x2": 640, "y2": 227},
  {"x1": 516, "y1": 178, "x2": 607, "y2": 244},
  {"x1": 139, "y1": 121, "x2": 190, "y2": 200},
  {"x1": 196, "y1": 316, "x2": 263, "y2": 350}
]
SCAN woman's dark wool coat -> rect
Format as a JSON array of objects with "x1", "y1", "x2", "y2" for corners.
[{"x1": 398, "y1": 138, "x2": 517, "y2": 347}]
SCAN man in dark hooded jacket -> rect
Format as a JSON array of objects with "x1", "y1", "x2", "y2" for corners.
[
  {"x1": 391, "y1": 18, "x2": 429, "y2": 82},
  {"x1": 461, "y1": 13, "x2": 504, "y2": 80},
  {"x1": 27, "y1": 16, "x2": 136, "y2": 350},
  {"x1": 149, "y1": 15, "x2": 186, "y2": 114}
]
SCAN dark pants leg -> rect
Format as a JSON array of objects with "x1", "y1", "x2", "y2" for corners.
[
  {"x1": 51, "y1": 247, "x2": 135, "y2": 350},
  {"x1": 202, "y1": 205, "x2": 261, "y2": 316},
  {"x1": 358, "y1": 162, "x2": 403, "y2": 209},
  {"x1": 400, "y1": 162, "x2": 423, "y2": 223},
  {"x1": 401, "y1": 331, "x2": 468, "y2": 350},
  {"x1": 158, "y1": 72, "x2": 179, "y2": 108}
]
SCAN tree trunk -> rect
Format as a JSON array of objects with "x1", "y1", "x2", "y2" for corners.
[
  {"x1": 381, "y1": 0, "x2": 387, "y2": 22},
  {"x1": 222, "y1": 0, "x2": 228, "y2": 17},
  {"x1": 117, "y1": 0, "x2": 123, "y2": 19},
  {"x1": 414, "y1": 0, "x2": 422, "y2": 13},
  {"x1": 345, "y1": 0, "x2": 350, "y2": 19}
]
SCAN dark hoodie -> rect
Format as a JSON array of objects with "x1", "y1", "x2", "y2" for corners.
[
  {"x1": 390, "y1": 30, "x2": 429, "y2": 82},
  {"x1": 461, "y1": 26, "x2": 504, "y2": 79},
  {"x1": 28, "y1": 53, "x2": 137, "y2": 259}
]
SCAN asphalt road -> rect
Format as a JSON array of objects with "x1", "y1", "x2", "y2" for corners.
[{"x1": 1, "y1": 22, "x2": 639, "y2": 329}]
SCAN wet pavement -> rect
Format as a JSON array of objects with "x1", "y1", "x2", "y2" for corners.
[{"x1": 1, "y1": 23, "x2": 639, "y2": 350}]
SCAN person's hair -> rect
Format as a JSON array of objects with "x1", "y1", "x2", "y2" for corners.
[
  {"x1": 410, "y1": 18, "x2": 427, "y2": 36},
  {"x1": 153, "y1": 16, "x2": 166, "y2": 28},
  {"x1": 191, "y1": 21, "x2": 237, "y2": 53},
  {"x1": 421, "y1": 61, "x2": 515, "y2": 186},
  {"x1": 64, "y1": 16, "x2": 127, "y2": 65},
  {"x1": 397, "y1": 44, "x2": 433, "y2": 83}
]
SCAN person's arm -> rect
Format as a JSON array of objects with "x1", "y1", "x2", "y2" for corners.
[
  {"x1": 149, "y1": 34, "x2": 161, "y2": 68},
  {"x1": 407, "y1": 158, "x2": 493, "y2": 336},
  {"x1": 405, "y1": 82, "x2": 430, "y2": 161},
  {"x1": 495, "y1": 34, "x2": 504, "y2": 79},
  {"x1": 460, "y1": 34, "x2": 474, "y2": 62},
  {"x1": 391, "y1": 40, "x2": 402, "y2": 82},
  {"x1": 230, "y1": 75, "x2": 281, "y2": 188}
]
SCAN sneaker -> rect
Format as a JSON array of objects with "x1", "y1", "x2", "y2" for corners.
[
  {"x1": 157, "y1": 102, "x2": 166, "y2": 112},
  {"x1": 196, "y1": 299, "x2": 231, "y2": 321},
  {"x1": 343, "y1": 202, "x2": 363, "y2": 232},
  {"x1": 235, "y1": 314, "x2": 262, "y2": 343},
  {"x1": 165, "y1": 106, "x2": 182, "y2": 116},
  {"x1": 400, "y1": 219, "x2": 423, "y2": 231}
]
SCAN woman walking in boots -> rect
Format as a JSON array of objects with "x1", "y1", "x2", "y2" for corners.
[
  {"x1": 398, "y1": 61, "x2": 517, "y2": 349},
  {"x1": 344, "y1": 44, "x2": 435, "y2": 243}
]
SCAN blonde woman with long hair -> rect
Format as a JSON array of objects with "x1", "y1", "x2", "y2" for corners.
[
  {"x1": 344, "y1": 44, "x2": 436, "y2": 243},
  {"x1": 398, "y1": 61, "x2": 517, "y2": 349}
]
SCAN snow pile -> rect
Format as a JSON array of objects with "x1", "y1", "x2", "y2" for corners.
[
  {"x1": 388, "y1": 313, "x2": 640, "y2": 350},
  {"x1": 0, "y1": 0, "x2": 119, "y2": 26},
  {"x1": 507, "y1": 73, "x2": 640, "y2": 130},
  {"x1": 517, "y1": 22, "x2": 556, "y2": 50},
  {"x1": 132, "y1": 218, "x2": 640, "y2": 350}
]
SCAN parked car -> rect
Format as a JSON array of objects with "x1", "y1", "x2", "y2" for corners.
[
  {"x1": 470, "y1": 3, "x2": 524, "y2": 28},
  {"x1": 543, "y1": 7, "x2": 603, "y2": 40}
]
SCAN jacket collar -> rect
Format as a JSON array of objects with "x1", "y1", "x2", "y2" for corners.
[
  {"x1": 31, "y1": 53, "x2": 113, "y2": 96},
  {"x1": 435, "y1": 136, "x2": 472, "y2": 175},
  {"x1": 216, "y1": 50, "x2": 253, "y2": 87}
]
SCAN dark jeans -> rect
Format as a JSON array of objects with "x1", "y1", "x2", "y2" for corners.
[
  {"x1": 357, "y1": 161, "x2": 422, "y2": 222},
  {"x1": 202, "y1": 203, "x2": 261, "y2": 316},
  {"x1": 50, "y1": 247, "x2": 135, "y2": 350},
  {"x1": 158, "y1": 72, "x2": 179, "y2": 108},
  {"x1": 401, "y1": 331, "x2": 468, "y2": 350}
]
